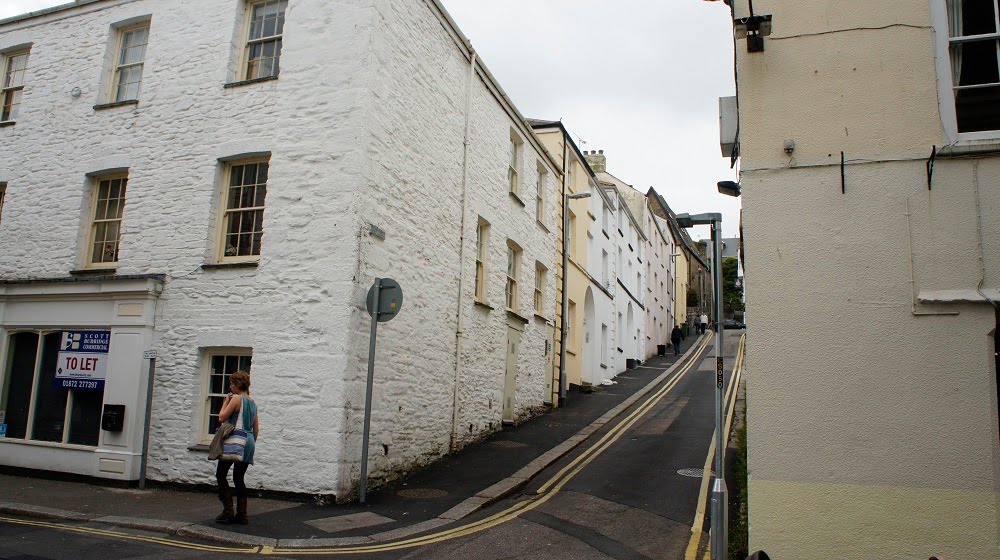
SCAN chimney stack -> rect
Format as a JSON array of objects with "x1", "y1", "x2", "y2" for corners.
[{"x1": 585, "y1": 149, "x2": 607, "y2": 173}]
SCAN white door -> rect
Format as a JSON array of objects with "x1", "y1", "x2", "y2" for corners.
[{"x1": 503, "y1": 326, "x2": 521, "y2": 423}]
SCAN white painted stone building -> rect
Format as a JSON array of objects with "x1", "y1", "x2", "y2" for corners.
[
  {"x1": 0, "y1": 0, "x2": 560, "y2": 499},
  {"x1": 603, "y1": 185, "x2": 645, "y2": 374}
]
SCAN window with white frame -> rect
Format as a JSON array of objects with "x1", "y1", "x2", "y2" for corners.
[
  {"x1": 534, "y1": 262, "x2": 546, "y2": 315},
  {"x1": 535, "y1": 162, "x2": 547, "y2": 223},
  {"x1": 111, "y1": 25, "x2": 149, "y2": 102},
  {"x1": 602, "y1": 250, "x2": 609, "y2": 286},
  {"x1": 220, "y1": 159, "x2": 269, "y2": 261},
  {"x1": 566, "y1": 162, "x2": 574, "y2": 192},
  {"x1": 1, "y1": 331, "x2": 105, "y2": 446},
  {"x1": 506, "y1": 241, "x2": 521, "y2": 311},
  {"x1": 508, "y1": 130, "x2": 522, "y2": 195},
  {"x1": 568, "y1": 300, "x2": 577, "y2": 349},
  {"x1": 87, "y1": 176, "x2": 128, "y2": 267},
  {"x1": 202, "y1": 351, "x2": 252, "y2": 440},
  {"x1": 243, "y1": 0, "x2": 287, "y2": 81},
  {"x1": 475, "y1": 218, "x2": 489, "y2": 302},
  {"x1": 568, "y1": 210, "x2": 577, "y2": 259},
  {"x1": 602, "y1": 204, "x2": 610, "y2": 234},
  {"x1": 939, "y1": 0, "x2": 1000, "y2": 134},
  {"x1": 1, "y1": 50, "x2": 29, "y2": 122}
]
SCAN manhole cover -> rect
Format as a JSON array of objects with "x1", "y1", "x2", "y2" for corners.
[
  {"x1": 490, "y1": 440, "x2": 527, "y2": 448},
  {"x1": 396, "y1": 488, "x2": 448, "y2": 499},
  {"x1": 677, "y1": 468, "x2": 715, "y2": 478}
]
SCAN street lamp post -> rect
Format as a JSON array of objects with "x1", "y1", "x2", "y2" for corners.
[
  {"x1": 676, "y1": 211, "x2": 726, "y2": 560},
  {"x1": 559, "y1": 190, "x2": 592, "y2": 405}
]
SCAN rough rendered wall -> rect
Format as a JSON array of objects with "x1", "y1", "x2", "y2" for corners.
[
  {"x1": 455, "y1": 61, "x2": 559, "y2": 446},
  {"x1": 346, "y1": 0, "x2": 559, "y2": 484},
  {"x1": 734, "y1": 1, "x2": 1000, "y2": 557},
  {"x1": 0, "y1": 0, "x2": 373, "y2": 495}
]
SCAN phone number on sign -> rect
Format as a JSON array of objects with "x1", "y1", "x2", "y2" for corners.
[{"x1": 61, "y1": 379, "x2": 101, "y2": 390}]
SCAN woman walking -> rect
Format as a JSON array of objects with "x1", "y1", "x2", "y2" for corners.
[{"x1": 215, "y1": 370, "x2": 259, "y2": 524}]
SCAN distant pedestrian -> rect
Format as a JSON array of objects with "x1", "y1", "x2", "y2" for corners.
[
  {"x1": 699, "y1": 313, "x2": 709, "y2": 334},
  {"x1": 671, "y1": 325, "x2": 683, "y2": 355},
  {"x1": 214, "y1": 371, "x2": 260, "y2": 525}
]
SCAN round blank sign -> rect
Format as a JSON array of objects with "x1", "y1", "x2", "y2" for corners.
[{"x1": 366, "y1": 278, "x2": 403, "y2": 322}]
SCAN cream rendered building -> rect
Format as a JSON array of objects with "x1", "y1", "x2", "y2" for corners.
[
  {"x1": 530, "y1": 121, "x2": 617, "y2": 390},
  {"x1": 721, "y1": 0, "x2": 1000, "y2": 558}
]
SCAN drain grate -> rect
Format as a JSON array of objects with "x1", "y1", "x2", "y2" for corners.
[
  {"x1": 396, "y1": 488, "x2": 448, "y2": 499},
  {"x1": 677, "y1": 468, "x2": 715, "y2": 478}
]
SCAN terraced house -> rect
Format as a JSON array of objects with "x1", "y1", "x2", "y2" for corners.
[{"x1": 0, "y1": 0, "x2": 561, "y2": 500}]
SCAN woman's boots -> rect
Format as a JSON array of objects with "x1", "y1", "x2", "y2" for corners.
[
  {"x1": 215, "y1": 488, "x2": 234, "y2": 523},
  {"x1": 233, "y1": 497, "x2": 249, "y2": 525}
]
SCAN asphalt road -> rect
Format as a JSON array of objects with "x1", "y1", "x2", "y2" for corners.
[{"x1": 0, "y1": 331, "x2": 744, "y2": 560}]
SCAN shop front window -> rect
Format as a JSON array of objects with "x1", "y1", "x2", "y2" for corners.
[{"x1": 0, "y1": 330, "x2": 105, "y2": 446}]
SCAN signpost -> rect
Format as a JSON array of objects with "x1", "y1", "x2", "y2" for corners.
[
  {"x1": 360, "y1": 278, "x2": 403, "y2": 503},
  {"x1": 139, "y1": 350, "x2": 157, "y2": 489}
]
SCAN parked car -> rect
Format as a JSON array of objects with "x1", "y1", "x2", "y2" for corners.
[{"x1": 723, "y1": 319, "x2": 745, "y2": 329}]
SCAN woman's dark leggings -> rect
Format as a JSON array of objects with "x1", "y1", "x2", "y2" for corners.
[{"x1": 216, "y1": 461, "x2": 250, "y2": 499}]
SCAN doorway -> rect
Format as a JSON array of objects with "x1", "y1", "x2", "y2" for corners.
[{"x1": 503, "y1": 326, "x2": 521, "y2": 424}]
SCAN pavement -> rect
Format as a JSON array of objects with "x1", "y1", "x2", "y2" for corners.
[{"x1": 0, "y1": 334, "x2": 708, "y2": 550}]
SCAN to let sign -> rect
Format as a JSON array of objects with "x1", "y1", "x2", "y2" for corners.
[{"x1": 55, "y1": 331, "x2": 110, "y2": 391}]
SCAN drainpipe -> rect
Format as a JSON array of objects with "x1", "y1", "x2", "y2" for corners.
[
  {"x1": 450, "y1": 50, "x2": 477, "y2": 450},
  {"x1": 557, "y1": 131, "x2": 569, "y2": 406}
]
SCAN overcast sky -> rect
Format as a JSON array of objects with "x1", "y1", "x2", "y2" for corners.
[{"x1": 1, "y1": 0, "x2": 740, "y2": 239}]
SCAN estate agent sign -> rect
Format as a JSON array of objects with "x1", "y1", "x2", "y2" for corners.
[{"x1": 56, "y1": 330, "x2": 110, "y2": 391}]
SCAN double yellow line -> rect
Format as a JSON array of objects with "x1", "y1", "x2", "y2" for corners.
[
  {"x1": 269, "y1": 332, "x2": 713, "y2": 555},
  {"x1": 0, "y1": 515, "x2": 253, "y2": 554},
  {"x1": 684, "y1": 332, "x2": 747, "y2": 560},
  {"x1": 0, "y1": 333, "x2": 714, "y2": 556}
]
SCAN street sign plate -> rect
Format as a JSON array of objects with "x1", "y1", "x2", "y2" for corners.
[
  {"x1": 143, "y1": 350, "x2": 157, "y2": 360},
  {"x1": 366, "y1": 278, "x2": 403, "y2": 322},
  {"x1": 716, "y1": 357, "x2": 724, "y2": 388}
]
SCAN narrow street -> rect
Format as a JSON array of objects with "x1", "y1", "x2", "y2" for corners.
[
  {"x1": 363, "y1": 331, "x2": 744, "y2": 560},
  {"x1": 0, "y1": 331, "x2": 744, "y2": 560}
]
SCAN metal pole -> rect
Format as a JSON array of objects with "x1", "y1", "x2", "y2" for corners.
[
  {"x1": 360, "y1": 278, "x2": 382, "y2": 503},
  {"x1": 710, "y1": 219, "x2": 728, "y2": 559},
  {"x1": 138, "y1": 357, "x2": 156, "y2": 490}
]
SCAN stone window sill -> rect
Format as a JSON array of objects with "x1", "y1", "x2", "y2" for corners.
[
  {"x1": 70, "y1": 268, "x2": 117, "y2": 275},
  {"x1": 533, "y1": 313, "x2": 551, "y2": 324},
  {"x1": 224, "y1": 76, "x2": 279, "y2": 89},
  {"x1": 201, "y1": 261, "x2": 259, "y2": 270},
  {"x1": 474, "y1": 300, "x2": 494, "y2": 311},
  {"x1": 188, "y1": 444, "x2": 209, "y2": 452},
  {"x1": 506, "y1": 309, "x2": 529, "y2": 324},
  {"x1": 0, "y1": 121, "x2": 15, "y2": 128},
  {"x1": 600, "y1": 363, "x2": 607, "y2": 369},
  {"x1": 94, "y1": 99, "x2": 138, "y2": 111},
  {"x1": 509, "y1": 191, "x2": 526, "y2": 207},
  {"x1": 566, "y1": 348, "x2": 577, "y2": 357},
  {"x1": 536, "y1": 220, "x2": 550, "y2": 233},
  {"x1": 603, "y1": 230, "x2": 610, "y2": 240}
]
